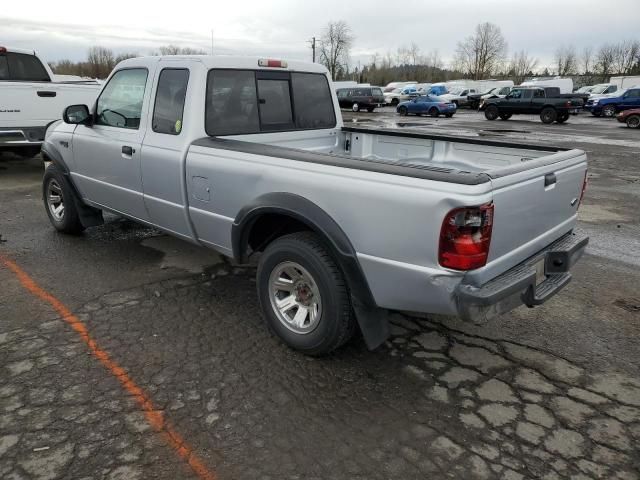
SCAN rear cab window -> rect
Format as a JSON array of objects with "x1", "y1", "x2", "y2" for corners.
[
  {"x1": 152, "y1": 68, "x2": 190, "y2": 135},
  {"x1": 0, "y1": 52, "x2": 50, "y2": 81},
  {"x1": 205, "y1": 69, "x2": 336, "y2": 136}
]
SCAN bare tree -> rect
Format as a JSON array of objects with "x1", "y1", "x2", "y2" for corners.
[
  {"x1": 395, "y1": 46, "x2": 411, "y2": 66},
  {"x1": 152, "y1": 45, "x2": 207, "y2": 56},
  {"x1": 87, "y1": 46, "x2": 115, "y2": 79},
  {"x1": 453, "y1": 22, "x2": 507, "y2": 80},
  {"x1": 554, "y1": 45, "x2": 577, "y2": 76},
  {"x1": 115, "y1": 52, "x2": 139, "y2": 64},
  {"x1": 595, "y1": 43, "x2": 615, "y2": 76},
  {"x1": 408, "y1": 42, "x2": 421, "y2": 66},
  {"x1": 509, "y1": 50, "x2": 538, "y2": 84},
  {"x1": 612, "y1": 40, "x2": 640, "y2": 74},
  {"x1": 318, "y1": 21, "x2": 353, "y2": 80},
  {"x1": 581, "y1": 46, "x2": 593, "y2": 74}
]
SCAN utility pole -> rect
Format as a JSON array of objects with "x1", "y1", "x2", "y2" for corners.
[{"x1": 309, "y1": 37, "x2": 316, "y2": 63}]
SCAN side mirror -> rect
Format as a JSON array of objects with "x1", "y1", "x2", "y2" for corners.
[{"x1": 63, "y1": 104, "x2": 91, "y2": 125}]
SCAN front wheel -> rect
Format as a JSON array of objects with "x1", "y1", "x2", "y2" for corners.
[
  {"x1": 257, "y1": 232, "x2": 356, "y2": 356},
  {"x1": 42, "y1": 164, "x2": 85, "y2": 234},
  {"x1": 484, "y1": 105, "x2": 499, "y2": 121},
  {"x1": 540, "y1": 107, "x2": 557, "y2": 124},
  {"x1": 398, "y1": 106, "x2": 408, "y2": 116},
  {"x1": 351, "y1": 103, "x2": 360, "y2": 112},
  {"x1": 627, "y1": 115, "x2": 640, "y2": 128},
  {"x1": 602, "y1": 105, "x2": 616, "y2": 118},
  {"x1": 366, "y1": 107, "x2": 375, "y2": 113}
]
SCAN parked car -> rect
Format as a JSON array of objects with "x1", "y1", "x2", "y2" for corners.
[
  {"x1": 468, "y1": 86, "x2": 512, "y2": 110},
  {"x1": 0, "y1": 46, "x2": 101, "y2": 158},
  {"x1": 440, "y1": 87, "x2": 477, "y2": 107},
  {"x1": 383, "y1": 81, "x2": 416, "y2": 93},
  {"x1": 575, "y1": 86, "x2": 594, "y2": 94},
  {"x1": 396, "y1": 95, "x2": 456, "y2": 117},
  {"x1": 384, "y1": 85, "x2": 419, "y2": 105},
  {"x1": 42, "y1": 54, "x2": 589, "y2": 356},
  {"x1": 584, "y1": 88, "x2": 640, "y2": 117},
  {"x1": 337, "y1": 87, "x2": 385, "y2": 112},
  {"x1": 587, "y1": 83, "x2": 618, "y2": 98},
  {"x1": 481, "y1": 87, "x2": 584, "y2": 124},
  {"x1": 616, "y1": 108, "x2": 640, "y2": 128}
]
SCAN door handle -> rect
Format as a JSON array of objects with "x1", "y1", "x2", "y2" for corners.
[
  {"x1": 122, "y1": 146, "x2": 135, "y2": 155},
  {"x1": 37, "y1": 91, "x2": 57, "y2": 97},
  {"x1": 544, "y1": 173, "x2": 557, "y2": 187}
]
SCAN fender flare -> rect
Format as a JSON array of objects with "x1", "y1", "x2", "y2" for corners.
[
  {"x1": 41, "y1": 140, "x2": 104, "y2": 228},
  {"x1": 232, "y1": 192, "x2": 389, "y2": 350}
]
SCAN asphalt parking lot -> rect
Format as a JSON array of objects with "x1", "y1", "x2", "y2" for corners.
[{"x1": 1, "y1": 109, "x2": 639, "y2": 480}]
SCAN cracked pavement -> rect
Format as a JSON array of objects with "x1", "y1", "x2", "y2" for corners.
[{"x1": 1, "y1": 110, "x2": 639, "y2": 479}]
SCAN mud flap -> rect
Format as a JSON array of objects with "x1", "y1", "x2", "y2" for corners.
[{"x1": 352, "y1": 299, "x2": 390, "y2": 350}]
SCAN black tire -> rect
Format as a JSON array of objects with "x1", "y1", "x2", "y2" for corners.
[
  {"x1": 428, "y1": 107, "x2": 439, "y2": 117},
  {"x1": 627, "y1": 115, "x2": 640, "y2": 128},
  {"x1": 445, "y1": 113, "x2": 453, "y2": 118},
  {"x1": 591, "y1": 111, "x2": 601, "y2": 117},
  {"x1": 351, "y1": 103, "x2": 360, "y2": 112},
  {"x1": 398, "y1": 106, "x2": 408, "y2": 116},
  {"x1": 452, "y1": 100, "x2": 459, "y2": 108},
  {"x1": 42, "y1": 164, "x2": 85, "y2": 234},
  {"x1": 391, "y1": 98, "x2": 399, "y2": 106},
  {"x1": 256, "y1": 232, "x2": 356, "y2": 356},
  {"x1": 602, "y1": 105, "x2": 616, "y2": 118},
  {"x1": 484, "y1": 105, "x2": 499, "y2": 120},
  {"x1": 499, "y1": 113, "x2": 512, "y2": 120},
  {"x1": 540, "y1": 107, "x2": 557, "y2": 124},
  {"x1": 556, "y1": 113, "x2": 569, "y2": 123},
  {"x1": 366, "y1": 107, "x2": 375, "y2": 113}
]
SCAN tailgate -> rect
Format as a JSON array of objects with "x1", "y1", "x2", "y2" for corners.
[{"x1": 470, "y1": 150, "x2": 587, "y2": 285}]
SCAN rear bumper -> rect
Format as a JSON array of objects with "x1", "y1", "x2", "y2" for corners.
[{"x1": 455, "y1": 232, "x2": 588, "y2": 323}]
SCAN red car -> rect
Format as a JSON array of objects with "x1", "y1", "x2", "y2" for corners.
[{"x1": 617, "y1": 108, "x2": 640, "y2": 128}]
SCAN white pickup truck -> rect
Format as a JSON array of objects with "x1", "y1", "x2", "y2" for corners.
[
  {"x1": 0, "y1": 46, "x2": 101, "y2": 157},
  {"x1": 41, "y1": 55, "x2": 588, "y2": 355}
]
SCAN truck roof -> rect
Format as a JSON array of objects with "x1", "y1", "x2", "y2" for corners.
[
  {"x1": 117, "y1": 55, "x2": 329, "y2": 75},
  {"x1": 0, "y1": 46, "x2": 37, "y2": 55}
]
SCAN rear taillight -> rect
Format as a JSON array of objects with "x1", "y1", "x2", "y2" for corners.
[
  {"x1": 565, "y1": 101, "x2": 571, "y2": 107},
  {"x1": 439, "y1": 203, "x2": 494, "y2": 271},
  {"x1": 578, "y1": 171, "x2": 588, "y2": 208},
  {"x1": 258, "y1": 59, "x2": 288, "y2": 68},
  {"x1": 0, "y1": 46, "x2": 6, "y2": 54}
]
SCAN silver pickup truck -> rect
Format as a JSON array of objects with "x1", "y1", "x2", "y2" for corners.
[{"x1": 41, "y1": 55, "x2": 588, "y2": 355}]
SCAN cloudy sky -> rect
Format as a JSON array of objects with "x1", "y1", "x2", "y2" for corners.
[{"x1": 2, "y1": 0, "x2": 639, "y2": 70}]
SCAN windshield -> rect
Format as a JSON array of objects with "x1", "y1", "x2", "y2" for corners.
[
  {"x1": 577, "y1": 86, "x2": 593, "y2": 93},
  {"x1": 590, "y1": 85, "x2": 610, "y2": 94},
  {"x1": 447, "y1": 89, "x2": 463, "y2": 95}
]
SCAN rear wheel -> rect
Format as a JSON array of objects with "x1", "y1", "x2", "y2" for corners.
[
  {"x1": 351, "y1": 103, "x2": 360, "y2": 112},
  {"x1": 398, "y1": 106, "x2": 408, "y2": 116},
  {"x1": 540, "y1": 107, "x2": 557, "y2": 124},
  {"x1": 428, "y1": 107, "x2": 439, "y2": 117},
  {"x1": 484, "y1": 105, "x2": 499, "y2": 121},
  {"x1": 42, "y1": 164, "x2": 85, "y2": 234},
  {"x1": 256, "y1": 232, "x2": 356, "y2": 356},
  {"x1": 366, "y1": 107, "x2": 375, "y2": 113},
  {"x1": 499, "y1": 113, "x2": 512, "y2": 120},
  {"x1": 602, "y1": 105, "x2": 616, "y2": 118},
  {"x1": 445, "y1": 113, "x2": 453, "y2": 118},
  {"x1": 627, "y1": 115, "x2": 640, "y2": 128},
  {"x1": 556, "y1": 112, "x2": 569, "y2": 123}
]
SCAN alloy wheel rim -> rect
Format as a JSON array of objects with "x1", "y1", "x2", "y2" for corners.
[
  {"x1": 268, "y1": 261, "x2": 322, "y2": 335},
  {"x1": 628, "y1": 116, "x2": 639, "y2": 128},
  {"x1": 47, "y1": 179, "x2": 65, "y2": 221}
]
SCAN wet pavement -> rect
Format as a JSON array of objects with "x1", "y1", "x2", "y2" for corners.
[{"x1": 1, "y1": 109, "x2": 639, "y2": 479}]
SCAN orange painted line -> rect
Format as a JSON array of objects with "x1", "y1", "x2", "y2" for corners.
[{"x1": 0, "y1": 255, "x2": 217, "y2": 480}]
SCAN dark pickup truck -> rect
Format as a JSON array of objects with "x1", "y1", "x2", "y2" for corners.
[{"x1": 480, "y1": 87, "x2": 584, "y2": 124}]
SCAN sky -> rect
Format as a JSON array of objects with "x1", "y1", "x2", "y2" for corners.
[{"x1": 2, "y1": 0, "x2": 639, "y2": 71}]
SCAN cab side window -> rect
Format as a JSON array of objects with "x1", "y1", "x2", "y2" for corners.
[
  {"x1": 96, "y1": 68, "x2": 148, "y2": 129},
  {"x1": 152, "y1": 69, "x2": 189, "y2": 135}
]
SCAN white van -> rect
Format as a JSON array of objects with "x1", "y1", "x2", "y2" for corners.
[
  {"x1": 609, "y1": 76, "x2": 640, "y2": 90},
  {"x1": 520, "y1": 77, "x2": 573, "y2": 94}
]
